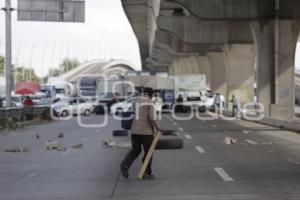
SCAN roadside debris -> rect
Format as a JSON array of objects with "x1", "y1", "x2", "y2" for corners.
[
  {"x1": 103, "y1": 139, "x2": 131, "y2": 148},
  {"x1": 223, "y1": 137, "x2": 238, "y2": 145},
  {"x1": 5, "y1": 147, "x2": 30, "y2": 153},
  {"x1": 245, "y1": 139, "x2": 258, "y2": 145},
  {"x1": 104, "y1": 139, "x2": 116, "y2": 147},
  {"x1": 262, "y1": 141, "x2": 273, "y2": 145},
  {"x1": 72, "y1": 144, "x2": 83, "y2": 149},
  {"x1": 58, "y1": 133, "x2": 64, "y2": 138},
  {"x1": 243, "y1": 130, "x2": 254, "y2": 134},
  {"x1": 116, "y1": 142, "x2": 132, "y2": 148},
  {"x1": 45, "y1": 140, "x2": 62, "y2": 150}
]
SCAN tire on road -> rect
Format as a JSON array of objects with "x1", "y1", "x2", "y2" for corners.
[
  {"x1": 112, "y1": 130, "x2": 128, "y2": 137},
  {"x1": 198, "y1": 105, "x2": 206, "y2": 113},
  {"x1": 84, "y1": 109, "x2": 91, "y2": 117},
  {"x1": 61, "y1": 110, "x2": 69, "y2": 117},
  {"x1": 155, "y1": 138, "x2": 184, "y2": 150},
  {"x1": 95, "y1": 105, "x2": 105, "y2": 115}
]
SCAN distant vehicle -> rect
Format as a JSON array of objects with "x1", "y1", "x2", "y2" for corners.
[
  {"x1": 110, "y1": 97, "x2": 139, "y2": 115},
  {"x1": 29, "y1": 92, "x2": 49, "y2": 105},
  {"x1": 152, "y1": 92, "x2": 163, "y2": 113},
  {"x1": 40, "y1": 85, "x2": 56, "y2": 98},
  {"x1": 48, "y1": 81, "x2": 76, "y2": 100},
  {"x1": 182, "y1": 91, "x2": 206, "y2": 113},
  {"x1": 0, "y1": 95, "x2": 24, "y2": 108},
  {"x1": 51, "y1": 98, "x2": 94, "y2": 117},
  {"x1": 78, "y1": 76, "x2": 101, "y2": 97},
  {"x1": 0, "y1": 98, "x2": 22, "y2": 108},
  {"x1": 200, "y1": 89, "x2": 215, "y2": 108}
]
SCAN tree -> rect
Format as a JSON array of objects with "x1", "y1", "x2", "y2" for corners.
[
  {"x1": 47, "y1": 67, "x2": 60, "y2": 77},
  {"x1": 59, "y1": 58, "x2": 80, "y2": 73},
  {"x1": 0, "y1": 55, "x2": 4, "y2": 74},
  {"x1": 15, "y1": 67, "x2": 40, "y2": 83}
]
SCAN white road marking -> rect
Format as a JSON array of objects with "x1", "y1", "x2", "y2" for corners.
[
  {"x1": 184, "y1": 134, "x2": 192, "y2": 139},
  {"x1": 178, "y1": 127, "x2": 184, "y2": 131},
  {"x1": 173, "y1": 122, "x2": 178, "y2": 126},
  {"x1": 15, "y1": 172, "x2": 39, "y2": 185},
  {"x1": 287, "y1": 159, "x2": 300, "y2": 165},
  {"x1": 214, "y1": 167, "x2": 234, "y2": 182},
  {"x1": 61, "y1": 148, "x2": 72, "y2": 156},
  {"x1": 245, "y1": 139, "x2": 258, "y2": 145},
  {"x1": 81, "y1": 137, "x2": 88, "y2": 141},
  {"x1": 195, "y1": 146, "x2": 206, "y2": 153}
]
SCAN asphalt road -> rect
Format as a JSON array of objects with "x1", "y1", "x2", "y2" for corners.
[{"x1": 0, "y1": 114, "x2": 300, "y2": 200}]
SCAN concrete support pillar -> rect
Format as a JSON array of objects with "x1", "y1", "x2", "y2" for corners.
[
  {"x1": 271, "y1": 20, "x2": 300, "y2": 120},
  {"x1": 196, "y1": 56, "x2": 211, "y2": 88},
  {"x1": 224, "y1": 44, "x2": 255, "y2": 105},
  {"x1": 169, "y1": 55, "x2": 211, "y2": 87},
  {"x1": 207, "y1": 52, "x2": 228, "y2": 97},
  {"x1": 251, "y1": 21, "x2": 275, "y2": 117}
]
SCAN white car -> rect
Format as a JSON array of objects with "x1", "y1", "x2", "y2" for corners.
[
  {"x1": 51, "y1": 99, "x2": 94, "y2": 117},
  {"x1": 30, "y1": 92, "x2": 48, "y2": 105},
  {"x1": 0, "y1": 95, "x2": 24, "y2": 108},
  {"x1": 182, "y1": 91, "x2": 206, "y2": 112},
  {"x1": 151, "y1": 96, "x2": 163, "y2": 113},
  {"x1": 110, "y1": 97, "x2": 139, "y2": 115}
]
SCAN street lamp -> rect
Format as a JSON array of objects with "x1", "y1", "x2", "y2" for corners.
[{"x1": 1, "y1": 0, "x2": 16, "y2": 107}]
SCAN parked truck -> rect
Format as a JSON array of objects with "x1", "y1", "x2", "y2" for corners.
[{"x1": 172, "y1": 75, "x2": 214, "y2": 112}]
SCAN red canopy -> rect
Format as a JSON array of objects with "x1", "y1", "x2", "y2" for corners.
[{"x1": 15, "y1": 82, "x2": 40, "y2": 95}]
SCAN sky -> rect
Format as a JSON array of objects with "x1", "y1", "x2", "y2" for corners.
[{"x1": 0, "y1": 0, "x2": 142, "y2": 76}]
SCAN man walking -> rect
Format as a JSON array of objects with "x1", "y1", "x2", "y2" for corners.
[
  {"x1": 214, "y1": 93, "x2": 221, "y2": 117},
  {"x1": 120, "y1": 87, "x2": 163, "y2": 180},
  {"x1": 230, "y1": 94, "x2": 239, "y2": 117}
]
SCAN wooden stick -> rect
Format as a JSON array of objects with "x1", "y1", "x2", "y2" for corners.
[{"x1": 137, "y1": 131, "x2": 162, "y2": 179}]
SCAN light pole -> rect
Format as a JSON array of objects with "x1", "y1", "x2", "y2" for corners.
[{"x1": 1, "y1": 0, "x2": 15, "y2": 107}]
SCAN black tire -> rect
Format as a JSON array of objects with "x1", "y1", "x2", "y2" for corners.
[
  {"x1": 162, "y1": 130, "x2": 177, "y2": 136},
  {"x1": 95, "y1": 105, "x2": 105, "y2": 115},
  {"x1": 84, "y1": 109, "x2": 91, "y2": 116},
  {"x1": 155, "y1": 138, "x2": 184, "y2": 150},
  {"x1": 61, "y1": 110, "x2": 69, "y2": 117},
  {"x1": 116, "y1": 108, "x2": 123, "y2": 115},
  {"x1": 198, "y1": 106, "x2": 206, "y2": 113},
  {"x1": 112, "y1": 130, "x2": 128, "y2": 137},
  {"x1": 182, "y1": 106, "x2": 191, "y2": 113}
]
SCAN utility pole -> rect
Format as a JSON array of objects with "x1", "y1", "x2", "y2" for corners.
[{"x1": 1, "y1": 0, "x2": 15, "y2": 107}]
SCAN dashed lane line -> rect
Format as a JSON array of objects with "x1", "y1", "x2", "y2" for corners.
[
  {"x1": 184, "y1": 134, "x2": 192, "y2": 139},
  {"x1": 287, "y1": 159, "x2": 300, "y2": 165},
  {"x1": 214, "y1": 167, "x2": 234, "y2": 182},
  {"x1": 61, "y1": 148, "x2": 72, "y2": 156},
  {"x1": 81, "y1": 137, "x2": 88, "y2": 141},
  {"x1": 178, "y1": 127, "x2": 184, "y2": 131},
  {"x1": 195, "y1": 145, "x2": 206, "y2": 153},
  {"x1": 245, "y1": 139, "x2": 258, "y2": 145}
]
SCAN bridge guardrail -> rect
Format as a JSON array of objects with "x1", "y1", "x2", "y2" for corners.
[
  {"x1": 0, "y1": 106, "x2": 51, "y2": 130},
  {"x1": 0, "y1": 107, "x2": 24, "y2": 119}
]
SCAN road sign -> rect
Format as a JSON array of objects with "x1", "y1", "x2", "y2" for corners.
[{"x1": 18, "y1": 0, "x2": 85, "y2": 22}]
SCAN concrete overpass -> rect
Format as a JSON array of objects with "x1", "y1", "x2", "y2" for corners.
[{"x1": 122, "y1": 0, "x2": 300, "y2": 121}]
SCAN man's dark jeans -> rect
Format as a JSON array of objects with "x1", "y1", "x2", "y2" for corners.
[
  {"x1": 121, "y1": 134, "x2": 154, "y2": 175},
  {"x1": 232, "y1": 105, "x2": 238, "y2": 117}
]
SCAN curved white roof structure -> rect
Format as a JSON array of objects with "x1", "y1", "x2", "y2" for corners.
[{"x1": 56, "y1": 59, "x2": 137, "y2": 82}]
